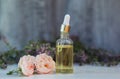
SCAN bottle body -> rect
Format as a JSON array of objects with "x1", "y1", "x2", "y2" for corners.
[{"x1": 56, "y1": 32, "x2": 73, "y2": 73}]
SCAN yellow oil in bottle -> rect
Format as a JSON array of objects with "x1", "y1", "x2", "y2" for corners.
[
  {"x1": 56, "y1": 14, "x2": 73, "y2": 73},
  {"x1": 56, "y1": 45, "x2": 73, "y2": 73}
]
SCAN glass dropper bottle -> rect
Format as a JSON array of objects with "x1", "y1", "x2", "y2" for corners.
[{"x1": 56, "y1": 14, "x2": 73, "y2": 73}]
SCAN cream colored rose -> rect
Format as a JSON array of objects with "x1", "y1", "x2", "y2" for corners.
[
  {"x1": 18, "y1": 55, "x2": 35, "y2": 76},
  {"x1": 35, "y1": 53, "x2": 55, "y2": 74}
]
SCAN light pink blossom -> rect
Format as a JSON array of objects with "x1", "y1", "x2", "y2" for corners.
[
  {"x1": 18, "y1": 55, "x2": 35, "y2": 76},
  {"x1": 35, "y1": 53, "x2": 55, "y2": 74}
]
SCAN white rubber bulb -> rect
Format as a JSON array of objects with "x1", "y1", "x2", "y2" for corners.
[{"x1": 63, "y1": 14, "x2": 70, "y2": 25}]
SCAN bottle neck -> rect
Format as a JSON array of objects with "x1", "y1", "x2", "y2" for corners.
[{"x1": 60, "y1": 32, "x2": 69, "y2": 39}]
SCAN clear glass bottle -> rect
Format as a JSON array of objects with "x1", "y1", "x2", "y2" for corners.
[{"x1": 56, "y1": 32, "x2": 73, "y2": 73}]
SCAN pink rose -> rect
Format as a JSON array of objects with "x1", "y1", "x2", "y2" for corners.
[
  {"x1": 18, "y1": 55, "x2": 35, "y2": 76},
  {"x1": 35, "y1": 53, "x2": 55, "y2": 74}
]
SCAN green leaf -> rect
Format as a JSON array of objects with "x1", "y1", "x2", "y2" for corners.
[{"x1": 7, "y1": 70, "x2": 13, "y2": 75}]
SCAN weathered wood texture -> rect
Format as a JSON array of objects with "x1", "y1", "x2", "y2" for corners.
[{"x1": 0, "y1": 0, "x2": 120, "y2": 55}]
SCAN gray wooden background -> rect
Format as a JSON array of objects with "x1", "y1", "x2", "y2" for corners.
[{"x1": 0, "y1": 0, "x2": 120, "y2": 55}]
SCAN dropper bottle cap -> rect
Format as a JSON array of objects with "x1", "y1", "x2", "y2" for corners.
[{"x1": 60, "y1": 14, "x2": 70, "y2": 33}]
